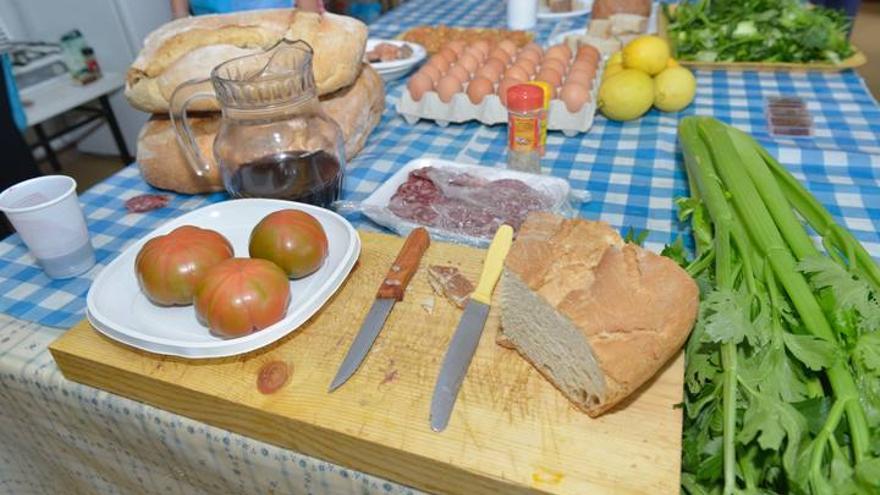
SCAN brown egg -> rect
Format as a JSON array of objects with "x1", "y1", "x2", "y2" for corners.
[
  {"x1": 466, "y1": 77, "x2": 495, "y2": 104},
  {"x1": 497, "y1": 39, "x2": 518, "y2": 56},
  {"x1": 570, "y1": 59, "x2": 597, "y2": 74},
  {"x1": 514, "y1": 59, "x2": 537, "y2": 77},
  {"x1": 426, "y1": 55, "x2": 450, "y2": 73},
  {"x1": 545, "y1": 44, "x2": 572, "y2": 63},
  {"x1": 407, "y1": 73, "x2": 435, "y2": 101},
  {"x1": 504, "y1": 65, "x2": 530, "y2": 82},
  {"x1": 497, "y1": 78, "x2": 521, "y2": 106},
  {"x1": 438, "y1": 48, "x2": 458, "y2": 64},
  {"x1": 536, "y1": 67, "x2": 563, "y2": 88},
  {"x1": 560, "y1": 83, "x2": 591, "y2": 112},
  {"x1": 475, "y1": 63, "x2": 503, "y2": 83},
  {"x1": 419, "y1": 65, "x2": 443, "y2": 83},
  {"x1": 541, "y1": 58, "x2": 568, "y2": 76},
  {"x1": 566, "y1": 68, "x2": 594, "y2": 86},
  {"x1": 472, "y1": 40, "x2": 491, "y2": 57},
  {"x1": 457, "y1": 53, "x2": 480, "y2": 73},
  {"x1": 436, "y1": 75, "x2": 463, "y2": 103},
  {"x1": 522, "y1": 42, "x2": 544, "y2": 56},
  {"x1": 516, "y1": 49, "x2": 542, "y2": 66},
  {"x1": 448, "y1": 65, "x2": 471, "y2": 83},
  {"x1": 488, "y1": 48, "x2": 511, "y2": 65},
  {"x1": 465, "y1": 46, "x2": 487, "y2": 62},
  {"x1": 447, "y1": 40, "x2": 467, "y2": 55},
  {"x1": 487, "y1": 56, "x2": 509, "y2": 71},
  {"x1": 575, "y1": 44, "x2": 601, "y2": 63}
]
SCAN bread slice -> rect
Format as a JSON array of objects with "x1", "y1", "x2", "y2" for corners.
[{"x1": 500, "y1": 212, "x2": 698, "y2": 416}]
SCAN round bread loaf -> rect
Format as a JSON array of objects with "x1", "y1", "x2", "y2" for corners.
[
  {"x1": 125, "y1": 9, "x2": 368, "y2": 113},
  {"x1": 499, "y1": 212, "x2": 698, "y2": 417},
  {"x1": 136, "y1": 64, "x2": 385, "y2": 194}
]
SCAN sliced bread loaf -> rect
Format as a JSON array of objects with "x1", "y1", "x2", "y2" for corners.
[{"x1": 500, "y1": 212, "x2": 698, "y2": 416}]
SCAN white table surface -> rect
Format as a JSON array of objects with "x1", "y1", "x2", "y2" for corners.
[{"x1": 21, "y1": 72, "x2": 124, "y2": 126}]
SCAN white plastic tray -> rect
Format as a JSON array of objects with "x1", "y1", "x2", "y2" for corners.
[
  {"x1": 537, "y1": 0, "x2": 592, "y2": 19},
  {"x1": 360, "y1": 158, "x2": 575, "y2": 247},
  {"x1": 86, "y1": 199, "x2": 360, "y2": 359},
  {"x1": 395, "y1": 75, "x2": 600, "y2": 136}
]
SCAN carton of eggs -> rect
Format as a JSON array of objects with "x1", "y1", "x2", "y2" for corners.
[{"x1": 397, "y1": 42, "x2": 602, "y2": 135}]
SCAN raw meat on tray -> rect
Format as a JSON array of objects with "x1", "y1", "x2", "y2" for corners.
[{"x1": 387, "y1": 166, "x2": 553, "y2": 238}]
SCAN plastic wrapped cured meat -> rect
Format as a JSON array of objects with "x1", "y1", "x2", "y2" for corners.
[
  {"x1": 388, "y1": 167, "x2": 554, "y2": 238},
  {"x1": 356, "y1": 159, "x2": 580, "y2": 247}
]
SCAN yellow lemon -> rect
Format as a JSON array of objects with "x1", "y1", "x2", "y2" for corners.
[
  {"x1": 667, "y1": 58, "x2": 680, "y2": 68},
  {"x1": 602, "y1": 63, "x2": 625, "y2": 81},
  {"x1": 598, "y1": 69, "x2": 654, "y2": 121},
  {"x1": 607, "y1": 51, "x2": 623, "y2": 67},
  {"x1": 622, "y1": 35, "x2": 670, "y2": 76},
  {"x1": 653, "y1": 66, "x2": 697, "y2": 112}
]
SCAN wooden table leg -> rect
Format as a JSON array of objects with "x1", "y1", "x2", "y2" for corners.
[{"x1": 98, "y1": 95, "x2": 133, "y2": 165}]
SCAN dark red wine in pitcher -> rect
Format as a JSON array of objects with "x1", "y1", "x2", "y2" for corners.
[{"x1": 227, "y1": 150, "x2": 342, "y2": 208}]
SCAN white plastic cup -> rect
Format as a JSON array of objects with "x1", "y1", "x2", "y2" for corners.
[
  {"x1": 0, "y1": 175, "x2": 95, "y2": 279},
  {"x1": 507, "y1": 0, "x2": 538, "y2": 30}
]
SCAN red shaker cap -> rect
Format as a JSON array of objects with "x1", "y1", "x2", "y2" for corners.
[{"x1": 506, "y1": 84, "x2": 544, "y2": 112}]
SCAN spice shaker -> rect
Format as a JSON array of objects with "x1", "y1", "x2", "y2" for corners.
[
  {"x1": 506, "y1": 83, "x2": 543, "y2": 174},
  {"x1": 527, "y1": 81, "x2": 551, "y2": 156}
]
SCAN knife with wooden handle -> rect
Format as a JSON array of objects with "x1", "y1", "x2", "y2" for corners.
[
  {"x1": 429, "y1": 225, "x2": 513, "y2": 432},
  {"x1": 329, "y1": 228, "x2": 430, "y2": 392}
]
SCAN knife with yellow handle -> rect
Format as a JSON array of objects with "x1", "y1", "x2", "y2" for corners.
[{"x1": 429, "y1": 225, "x2": 514, "y2": 432}]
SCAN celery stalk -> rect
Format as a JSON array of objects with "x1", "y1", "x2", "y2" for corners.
[{"x1": 696, "y1": 117, "x2": 871, "y2": 463}]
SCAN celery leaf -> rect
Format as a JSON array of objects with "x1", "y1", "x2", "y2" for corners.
[
  {"x1": 782, "y1": 332, "x2": 840, "y2": 371},
  {"x1": 702, "y1": 288, "x2": 759, "y2": 345},
  {"x1": 737, "y1": 390, "x2": 807, "y2": 474},
  {"x1": 854, "y1": 333, "x2": 880, "y2": 373},
  {"x1": 797, "y1": 256, "x2": 880, "y2": 330}
]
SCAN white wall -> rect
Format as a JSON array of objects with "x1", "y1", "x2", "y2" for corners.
[{"x1": 5, "y1": 0, "x2": 172, "y2": 157}]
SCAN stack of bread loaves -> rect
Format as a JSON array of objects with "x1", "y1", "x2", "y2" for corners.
[{"x1": 126, "y1": 9, "x2": 385, "y2": 194}]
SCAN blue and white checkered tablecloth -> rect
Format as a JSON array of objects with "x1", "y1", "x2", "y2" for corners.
[{"x1": 2, "y1": 0, "x2": 879, "y2": 329}]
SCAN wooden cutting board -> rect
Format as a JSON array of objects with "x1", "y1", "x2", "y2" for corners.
[{"x1": 50, "y1": 231, "x2": 684, "y2": 495}]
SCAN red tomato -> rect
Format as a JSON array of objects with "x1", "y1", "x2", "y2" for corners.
[
  {"x1": 135, "y1": 225, "x2": 233, "y2": 306},
  {"x1": 249, "y1": 210, "x2": 329, "y2": 279},
  {"x1": 194, "y1": 258, "x2": 290, "y2": 338}
]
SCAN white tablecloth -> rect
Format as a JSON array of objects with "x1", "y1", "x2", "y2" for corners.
[{"x1": 0, "y1": 314, "x2": 422, "y2": 495}]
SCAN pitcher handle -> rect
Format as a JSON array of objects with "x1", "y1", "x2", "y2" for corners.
[{"x1": 169, "y1": 78, "x2": 215, "y2": 178}]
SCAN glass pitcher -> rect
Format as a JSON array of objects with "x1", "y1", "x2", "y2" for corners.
[{"x1": 169, "y1": 39, "x2": 345, "y2": 208}]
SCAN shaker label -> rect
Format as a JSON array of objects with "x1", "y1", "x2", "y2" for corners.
[{"x1": 508, "y1": 115, "x2": 540, "y2": 153}]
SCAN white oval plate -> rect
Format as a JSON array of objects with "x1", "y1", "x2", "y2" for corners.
[
  {"x1": 365, "y1": 39, "x2": 426, "y2": 72},
  {"x1": 537, "y1": 0, "x2": 592, "y2": 19},
  {"x1": 86, "y1": 199, "x2": 361, "y2": 359}
]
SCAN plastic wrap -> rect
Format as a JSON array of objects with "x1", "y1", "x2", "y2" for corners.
[
  {"x1": 765, "y1": 96, "x2": 813, "y2": 137},
  {"x1": 343, "y1": 159, "x2": 584, "y2": 247}
]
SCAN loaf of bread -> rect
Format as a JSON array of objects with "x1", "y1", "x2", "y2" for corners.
[
  {"x1": 499, "y1": 213, "x2": 698, "y2": 416},
  {"x1": 591, "y1": 0, "x2": 651, "y2": 18},
  {"x1": 125, "y1": 9, "x2": 368, "y2": 113},
  {"x1": 136, "y1": 64, "x2": 385, "y2": 194}
]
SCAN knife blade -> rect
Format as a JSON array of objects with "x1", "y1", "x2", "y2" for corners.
[
  {"x1": 430, "y1": 225, "x2": 513, "y2": 432},
  {"x1": 329, "y1": 227, "x2": 430, "y2": 392}
]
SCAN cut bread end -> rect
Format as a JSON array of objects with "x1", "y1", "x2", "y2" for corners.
[{"x1": 501, "y1": 269, "x2": 608, "y2": 415}]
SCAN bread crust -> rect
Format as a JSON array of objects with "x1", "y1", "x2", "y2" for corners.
[
  {"x1": 591, "y1": 0, "x2": 651, "y2": 19},
  {"x1": 501, "y1": 212, "x2": 699, "y2": 416},
  {"x1": 125, "y1": 9, "x2": 367, "y2": 113},
  {"x1": 135, "y1": 64, "x2": 384, "y2": 194}
]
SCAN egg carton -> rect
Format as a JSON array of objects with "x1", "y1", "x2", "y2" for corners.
[{"x1": 395, "y1": 65, "x2": 602, "y2": 137}]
